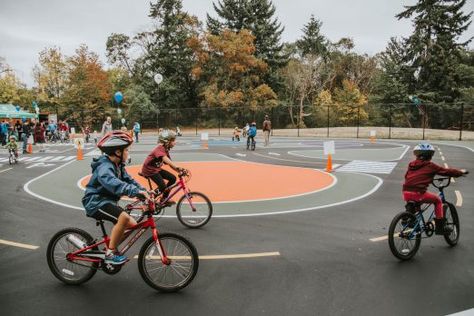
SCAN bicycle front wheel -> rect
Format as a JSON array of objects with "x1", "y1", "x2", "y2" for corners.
[
  {"x1": 46, "y1": 228, "x2": 98, "y2": 285},
  {"x1": 443, "y1": 202, "x2": 460, "y2": 246},
  {"x1": 138, "y1": 234, "x2": 199, "y2": 292},
  {"x1": 176, "y1": 192, "x2": 213, "y2": 228},
  {"x1": 388, "y1": 212, "x2": 421, "y2": 261}
]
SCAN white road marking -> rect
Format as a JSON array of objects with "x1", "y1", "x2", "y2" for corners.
[
  {"x1": 26, "y1": 162, "x2": 56, "y2": 169},
  {"x1": 235, "y1": 153, "x2": 246, "y2": 157},
  {"x1": 444, "y1": 163, "x2": 449, "y2": 168},
  {"x1": 48, "y1": 156, "x2": 66, "y2": 162},
  {"x1": 22, "y1": 156, "x2": 42, "y2": 162},
  {"x1": 0, "y1": 239, "x2": 39, "y2": 250},
  {"x1": 268, "y1": 152, "x2": 281, "y2": 156},
  {"x1": 455, "y1": 190, "x2": 463, "y2": 207},
  {"x1": 0, "y1": 167, "x2": 13, "y2": 174},
  {"x1": 0, "y1": 157, "x2": 8, "y2": 162},
  {"x1": 35, "y1": 156, "x2": 54, "y2": 162},
  {"x1": 370, "y1": 235, "x2": 389, "y2": 242},
  {"x1": 441, "y1": 156, "x2": 445, "y2": 161},
  {"x1": 61, "y1": 156, "x2": 76, "y2": 162},
  {"x1": 133, "y1": 252, "x2": 280, "y2": 260},
  {"x1": 336, "y1": 160, "x2": 397, "y2": 174},
  {"x1": 447, "y1": 308, "x2": 474, "y2": 315}
]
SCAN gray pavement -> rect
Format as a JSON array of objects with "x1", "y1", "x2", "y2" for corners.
[{"x1": 0, "y1": 137, "x2": 473, "y2": 316}]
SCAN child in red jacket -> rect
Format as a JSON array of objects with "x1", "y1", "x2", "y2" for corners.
[{"x1": 403, "y1": 143, "x2": 468, "y2": 235}]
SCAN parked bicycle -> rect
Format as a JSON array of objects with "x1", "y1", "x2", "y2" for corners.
[
  {"x1": 388, "y1": 175, "x2": 467, "y2": 260},
  {"x1": 138, "y1": 169, "x2": 213, "y2": 228},
  {"x1": 47, "y1": 193, "x2": 199, "y2": 292}
]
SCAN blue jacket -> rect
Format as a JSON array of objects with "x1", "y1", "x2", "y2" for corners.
[
  {"x1": 82, "y1": 155, "x2": 144, "y2": 216},
  {"x1": 133, "y1": 123, "x2": 140, "y2": 132},
  {"x1": 248, "y1": 126, "x2": 257, "y2": 137}
]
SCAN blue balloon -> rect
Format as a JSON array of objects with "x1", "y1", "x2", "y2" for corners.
[
  {"x1": 15, "y1": 105, "x2": 20, "y2": 112},
  {"x1": 22, "y1": 117, "x2": 26, "y2": 122},
  {"x1": 114, "y1": 91, "x2": 123, "y2": 104}
]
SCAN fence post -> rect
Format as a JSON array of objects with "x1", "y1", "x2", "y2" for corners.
[
  {"x1": 271, "y1": 107, "x2": 274, "y2": 137},
  {"x1": 356, "y1": 104, "x2": 360, "y2": 138},
  {"x1": 422, "y1": 110, "x2": 426, "y2": 140},
  {"x1": 297, "y1": 108, "x2": 300, "y2": 137},
  {"x1": 327, "y1": 103, "x2": 330, "y2": 138},
  {"x1": 218, "y1": 107, "x2": 221, "y2": 136},
  {"x1": 388, "y1": 103, "x2": 392, "y2": 139},
  {"x1": 195, "y1": 109, "x2": 198, "y2": 136},
  {"x1": 459, "y1": 103, "x2": 464, "y2": 141}
]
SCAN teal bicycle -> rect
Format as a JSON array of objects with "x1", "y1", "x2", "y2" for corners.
[{"x1": 388, "y1": 176, "x2": 465, "y2": 260}]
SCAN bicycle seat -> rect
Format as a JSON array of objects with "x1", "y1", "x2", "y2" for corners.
[
  {"x1": 138, "y1": 172, "x2": 150, "y2": 179},
  {"x1": 405, "y1": 201, "x2": 421, "y2": 213}
]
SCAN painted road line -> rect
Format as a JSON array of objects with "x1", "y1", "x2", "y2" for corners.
[
  {"x1": 336, "y1": 160, "x2": 397, "y2": 174},
  {"x1": 35, "y1": 156, "x2": 54, "y2": 162},
  {"x1": 48, "y1": 156, "x2": 66, "y2": 162},
  {"x1": 61, "y1": 156, "x2": 76, "y2": 161},
  {"x1": 236, "y1": 153, "x2": 246, "y2": 157},
  {"x1": 22, "y1": 156, "x2": 42, "y2": 162},
  {"x1": 370, "y1": 235, "x2": 389, "y2": 242},
  {"x1": 441, "y1": 156, "x2": 445, "y2": 161},
  {"x1": 268, "y1": 152, "x2": 281, "y2": 156},
  {"x1": 0, "y1": 167, "x2": 13, "y2": 174},
  {"x1": 455, "y1": 190, "x2": 463, "y2": 207},
  {"x1": 451, "y1": 177, "x2": 456, "y2": 183},
  {"x1": 447, "y1": 308, "x2": 474, "y2": 315},
  {"x1": 0, "y1": 157, "x2": 8, "y2": 162},
  {"x1": 133, "y1": 252, "x2": 280, "y2": 260},
  {"x1": 444, "y1": 163, "x2": 449, "y2": 168},
  {"x1": 0, "y1": 239, "x2": 39, "y2": 250}
]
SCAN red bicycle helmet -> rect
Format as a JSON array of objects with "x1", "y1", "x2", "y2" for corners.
[{"x1": 97, "y1": 130, "x2": 133, "y2": 156}]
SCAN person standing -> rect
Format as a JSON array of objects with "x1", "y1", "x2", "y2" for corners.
[
  {"x1": 101, "y1": 116, "x2": 113, "y2": 136},
  {"x1": 34, "y1": 121, "x2": 46, "y2": 152},
  {"x1": 0, "y1": 120, "x2": 7, "y2": 146},
  {"x1": 21, "y1": 120, "x2": 31, "y2": 154},
  {"x1": 15, "y1": 120, "x2": 22, "y2": 141},
  {"x1": 262, "y1": 115, "x2": 272, "y2": 147},
  {"x1": 133, "y1": 122, "x2": 141, "y2": 143}
]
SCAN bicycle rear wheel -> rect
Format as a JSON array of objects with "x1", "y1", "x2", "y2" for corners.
[
  {"x1": 46, "y1": 228, "x2": 98, "y2": 285},
  {"x1": 443, "y1": 202, "x2": 460, "y2": 246},
  {"x1": 388, "y1": 212, "x2": 421, "y2": 261},
  {"x1": 176, "y1": 192, "x2": 212, "y2": 228},
  {"x1": 138, "y1": 233, "x2": 199, "y2": 292}
]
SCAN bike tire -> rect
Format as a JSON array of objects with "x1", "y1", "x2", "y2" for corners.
[
  {"x1": 138, "y1": 233, "x2": 199, "y2": 292},
  {"x1": 443, "y1": 202, "x2": 460, "y2": 246},
  {"x1": 8, "y1": 154, "x2": 13, "y2": 165},
  {"x1": 388, "y1": 212, "x2": 421, "y2": 261},
  {"x1": 176, "y1": 191, "x2": 213, "y2": 228},
  {"x1": 46, "y1": 228, "x2": 98, "y2": 285}
]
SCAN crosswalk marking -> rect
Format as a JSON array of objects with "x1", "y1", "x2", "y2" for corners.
[
  {"x1": 48, "y1": 156, "x2": 66, "y2": 162},
  {"x1": 61, "y1": 156, "x2": 76, "y2": 161},
  {"x1": 336, "y1": 160, "x2": 397, "y2": 174},
  {"x1": 0, "y1": 158, "x2": 8, "y2": 162},
  {"x1": 35, "y1": 156, "x2": 54, "y2": 162},
  {"x1": 22, "y1": 156, "x2": 42, "y2": 162}
]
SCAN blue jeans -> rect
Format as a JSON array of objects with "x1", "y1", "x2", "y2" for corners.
[{"x1": 22, "y1": 133, "x2": 28, "y2": 152}]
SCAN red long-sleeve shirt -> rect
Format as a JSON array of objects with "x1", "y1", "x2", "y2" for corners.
[{"x1": 403, "y1": 159, "x2": 464, "y2": 193}]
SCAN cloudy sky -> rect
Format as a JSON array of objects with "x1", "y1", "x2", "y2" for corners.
[{"x1": 1, "y1": 0, "x2": 473, "y2": 86}]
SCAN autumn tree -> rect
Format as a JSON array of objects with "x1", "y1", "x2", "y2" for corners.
[
  {"x1": 188, "y1": 29, "x2": 277, "y2": 109},
  {"x1": 62, "y1": 45, "x2": 112, "y2": 126}
]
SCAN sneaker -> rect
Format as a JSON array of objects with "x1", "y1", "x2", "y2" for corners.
[{"x1": 104, "y1": 252, "x2": 128, "y2": 265}]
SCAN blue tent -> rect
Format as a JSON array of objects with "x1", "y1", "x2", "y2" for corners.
[{"x1": 0, "y1": 104, "x2": 38, "y2": 119}]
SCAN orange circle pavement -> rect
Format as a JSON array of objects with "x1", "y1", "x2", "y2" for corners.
[{"x1": 80, "y1": 161, "x2": 335, "y2": 203}]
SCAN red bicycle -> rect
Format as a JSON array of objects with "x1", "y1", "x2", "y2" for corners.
[
  {"x1": 46, "y1": 193, "x2": 199, "y2": 292},
  {"x1": 137, "y1": 169, "x2": 213, "y2": 228}
]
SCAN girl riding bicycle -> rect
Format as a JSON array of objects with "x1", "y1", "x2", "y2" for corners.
[
  {"x1": 82, "y1": 131, "x2": 149, "y2": 265},
  {"x1": 402, "y1": 143, "x2": 468, "y2": 235},
  {"x1": 141, "y1": 130, "x2": 187, "y2": 206}
]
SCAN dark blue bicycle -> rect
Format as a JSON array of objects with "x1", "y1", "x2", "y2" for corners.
[{"x1": 388, "y1": 177, "x2": 464, "y2": 260}]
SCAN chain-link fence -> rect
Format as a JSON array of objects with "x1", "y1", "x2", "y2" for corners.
[{"x1": 66, "y1": 103, "x2": 473, "y2": 140}]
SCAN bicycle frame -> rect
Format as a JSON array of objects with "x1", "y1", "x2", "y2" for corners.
[
  {"x1": 146, "y1": 174, "x2": 197, "y2": 211},
  {"x1": 67, "y1": 199, "x2": 171, "y2": 265}
]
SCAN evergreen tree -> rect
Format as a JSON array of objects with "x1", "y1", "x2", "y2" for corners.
[
  {"x1": 137, "y1": 0, "x2": 200, "y2": 109},
  {"x1": 207, "y1": 0, "x2": 287, "y2": 72},
  {"x1": 296, "y1": 15, "x2": 329, "y2": 58},
  {"x1": 396, "y1": 0, "x2": 473, "y2": 102}
]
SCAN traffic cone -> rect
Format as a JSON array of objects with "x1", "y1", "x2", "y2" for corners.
[
  {"x1": 27, "y1": 142, "x2": 33, "y2": 154},
  {"x1": 77, "y1": 144, "x2": 84, "y2": 161},
  {"x1": 326, "y1": 154, "x2": 333, "y2": 172},
  {"x1": 202, "y1": 140, "x2": 208, "y2": 149}
]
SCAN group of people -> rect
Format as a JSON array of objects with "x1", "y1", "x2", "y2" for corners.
[
  {"x1": 82, "y1": 129, "x2": 184, "y2": 264},
  {"x1": 232, "y1": 115, "x2": 272, "y2": 147}
]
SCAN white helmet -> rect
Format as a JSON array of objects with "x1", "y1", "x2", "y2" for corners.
[{"x1": 413, "y1": 143, "x2": 435, "y2": 159}]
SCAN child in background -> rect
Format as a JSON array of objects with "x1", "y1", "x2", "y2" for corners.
[
  {"x1": 232, "y1": 127, "x2": 241, "y2": 142},
  {"x1": 5, "y1": 135, "x2": 19, "y2": 158}
]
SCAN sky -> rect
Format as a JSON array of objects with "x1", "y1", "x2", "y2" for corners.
[{"x1": 0, "y1": 0, "x2": 473, "y2": 87}]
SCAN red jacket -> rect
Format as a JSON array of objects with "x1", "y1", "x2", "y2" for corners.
[{"x1": 403, "y1": 159, "x2": 464, "y2": 193}]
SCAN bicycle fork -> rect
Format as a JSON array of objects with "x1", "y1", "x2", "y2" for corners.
[{"x1": 152, "y1": 228, "x2": 170, "y2": 265}]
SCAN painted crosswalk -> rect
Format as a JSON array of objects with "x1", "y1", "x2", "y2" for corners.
[
  {"x1": 336, "y1": 160, "x2": 397, "y2": 174},
  {"x1": 0, "y1": 155, "x2": 75, "y2": 163}
]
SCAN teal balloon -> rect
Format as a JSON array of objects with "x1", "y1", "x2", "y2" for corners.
[
  {"x1": 15, "y1": 105, "x2": 20, "y2": 112},
  {"x1": 22, "y1": 117, "x2": 26, "y2": 122},
  {"x1": 114, "y1": 92, "x2": 123, "y2": 104}
]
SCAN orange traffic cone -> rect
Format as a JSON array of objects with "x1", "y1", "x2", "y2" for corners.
[
  {"x1": 326, "y1": 154, "x2": 333, "y2": 172},
  {"x1": 77, "y1": 144, "x2": 84, "y2": 160},
  {"x1": 27, "y1": 143, "x2": 33, "y2": 154}
]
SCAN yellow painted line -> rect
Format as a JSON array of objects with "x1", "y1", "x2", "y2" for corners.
[
  {"x1": 451, "y1": 177, "x2": 456, "y2": 183},
  {"x1": 370, "y1": 235, "x2": 389, "y2": 242},
  {"x1": 0, "y1": 167, "x2": 13, "y2": 174},
  {"x1": 439, "y1": 151, "x2": 443, "y2": 155},
  {"x1": 0, "y1": 239, "x2": 39, "y2": 250},
  {"x1": 455, "y1": 190, "x2": 463, "y2": 207},
  {"x1": 133, "y1": 251, "x2": 281, "y2": 260}
]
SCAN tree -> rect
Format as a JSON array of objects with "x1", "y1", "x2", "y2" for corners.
[
  {"x1": 62, "y1": 45, "x2": 112, "y2": 126},
  {"x1": 106, "y1": 33, "x2": 134, "y2": 74},
  {"x1": 188, "y1": 29, "x2": 277, "y2": 109},
  {"x1": 296, "y1": 15, "x2": 329, "y2": 58},
  {"x1": 332, "y1": 79, "x2": 368, "y2": 125},
  {"x1": 396, "y1": 0, "x2": 473, "y2": 102},
  {"x1": 207, "y1": 0, "x2": 287, "y2": 89},
  {"x1": 33, "y1": 47, "x2": 68, "y2": 112}
]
